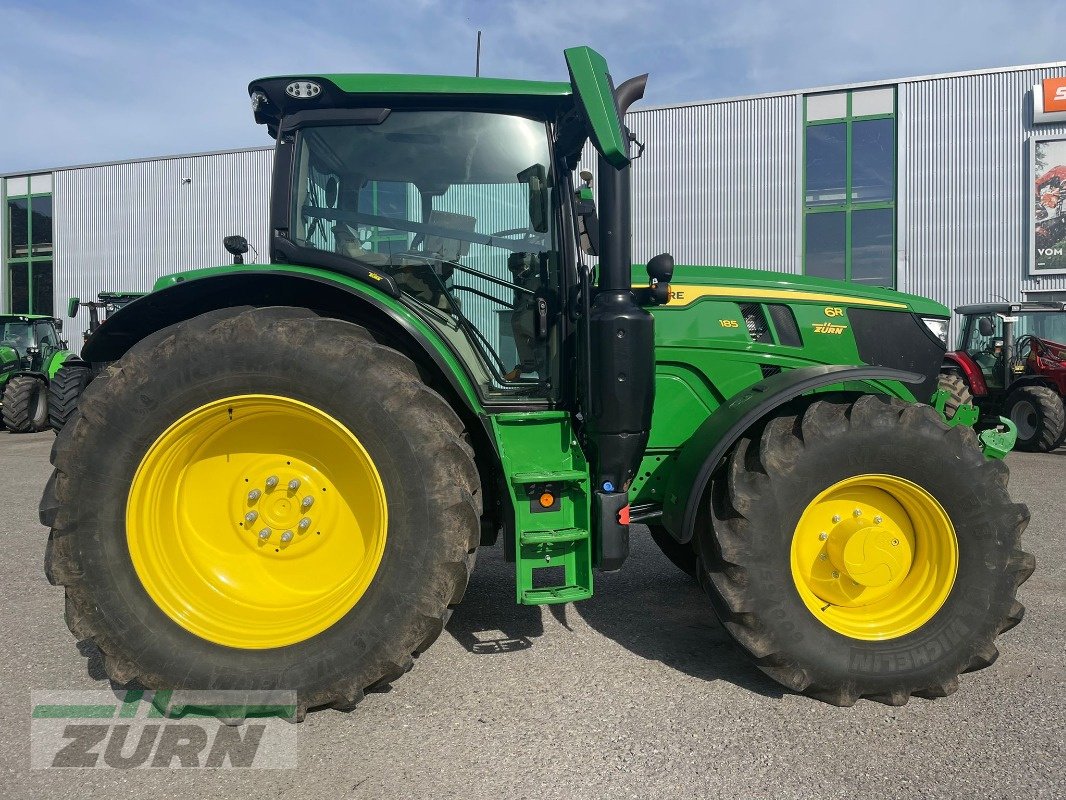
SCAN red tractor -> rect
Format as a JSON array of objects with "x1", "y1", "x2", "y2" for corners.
[{"x1": 940, "y1": 301, "x2": 1066, "y2": 451}]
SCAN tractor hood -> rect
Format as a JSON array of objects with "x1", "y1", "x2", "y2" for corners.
[
  {"x1": 644, "y1": 264, "x2": 950, "y2": 318},
  {"x1": 0, "y1": 344, "x2": 18, "y2": 373}
]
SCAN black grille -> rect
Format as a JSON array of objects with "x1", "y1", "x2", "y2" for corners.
[
  {"x1": 847, "y1": 308, "x2": 946, "y2": 402},
  {"x1": 759, "y1": 364, "x2": 782, "y2": 378},
  {"x1": 767, "y1": 304, "x2": 802, "y2": 347},
  {"x1": 740, "y1": 303, "x2": 773, "y2": 343}
]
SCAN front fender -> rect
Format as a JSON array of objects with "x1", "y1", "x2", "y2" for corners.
[{"x1": 660, "y1": 365, "x2": 923, "y2": 544}]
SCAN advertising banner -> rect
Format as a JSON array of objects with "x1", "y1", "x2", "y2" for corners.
[{"x1": 1032, "y1": 136, "x2": 1066, "y2": 274}]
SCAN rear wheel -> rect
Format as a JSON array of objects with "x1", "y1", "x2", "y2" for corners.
[
  {"x1": 1005, "y1": 385, "x2": 1064, "y2": 452},
  {"x1": 48, "y1": 362, "x2": 91, "y2": 432},
  {"x1": 1, "y1": 374, "x2": 49, "y2": 432},
  {"x1": 41, "y1": 307, "x2": 481, "y2": 719},
  {"x1": 695, "y1": 395, "x2": 1033, "y2": 706}
]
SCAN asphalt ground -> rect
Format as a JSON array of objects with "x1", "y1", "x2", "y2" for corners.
[{"x1": 1, "y1": 430, "x2": 1063, "y2": 799}]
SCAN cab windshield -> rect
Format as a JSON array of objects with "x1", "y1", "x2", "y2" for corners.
[
  {"x1": 0, "y1": 321, "x2": 34, "y2": 352},
  {"x1": 291, "y1": 111, "x2": 560, "y2": 399}
]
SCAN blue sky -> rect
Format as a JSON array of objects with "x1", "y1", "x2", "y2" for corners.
[{"x1": 1, "y1": 0, "x2": 1064, "y2": 173}]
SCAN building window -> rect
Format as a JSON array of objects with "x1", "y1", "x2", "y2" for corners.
[
  {"x1": 5, "y1": 174, "x2": 54, "y2": 315},
  {"x1": 803, "y1": 87, "x2": 896, "y2": 287}
]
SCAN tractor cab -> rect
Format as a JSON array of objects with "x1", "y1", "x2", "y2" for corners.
[
  {"x1": 0, "y1": 314, "x2": 65, "y2": 373},
  {"x1": 953, "y1": 302, "x2": 1066, "y2": 391},
  {"x1": 248, "y1": 49, "x2": 662, "y2": 407}
]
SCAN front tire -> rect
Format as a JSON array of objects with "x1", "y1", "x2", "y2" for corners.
[
  {"x1": 1006, "y1": 385, "x2": 1065, "y2": 452},
  {"x1": 695, "y1": 395, "x2": 1033, "y2": 706},
  {"x1": 41, "y1": 307, "x2": 481, "y2": 718},
  {"x1": 1, "y1": 374, "x2": 49, "y2": 432},
  {"x1": 936, "y1": 372, "x2": 974, "y2": 420}
]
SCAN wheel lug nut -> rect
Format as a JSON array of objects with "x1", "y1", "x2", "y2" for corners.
[
  {"x1": 248, "y1": 489, "x2": 261, "y2": 502},
  {"x1": 281, "y1": 530, "x2": 294, "y2": 543},
  {"x1": 265, "y1": 476, "x2": 279, "y2": 490},
  {"x1": 288, "y1": 479, "x2": 301, "y2": 492},
  {"x1": 819, "y1": 553, "x2": 828, "y2": 561},
  {"x1": 874, "y1": 515, "x2": 883, "y2": 524},
  {"x1": 298, "y1": 518, "x2": 311, "y2": 531},
  {"x1": 818, "y1": 532, "x2": 828, "y2": 541},
  {"x1": 301, "y1": 496, "x2": 314, "y2": 510},
  {"x1": 832, "y1": 570, "x2": 840, "y2": 578},
  {"x1": 853, "y1": 508, "x2": 862, "y2": 517},
  {"x1": 891, "y1": 538, "x2": 900, "y2": 546},
  {"x1": 245, "y1": 511, "x2": 258, "y2": 523},
  {"x1": 259, "y1": 528, "x2": 271, "y2": 540},
  {"x1": 832, "y1": 515, "x2": 842, "y2": 524}
]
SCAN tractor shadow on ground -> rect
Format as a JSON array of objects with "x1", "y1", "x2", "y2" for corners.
[{"x1": 447, "y1": 527, "x2": 786, "y2": 700}]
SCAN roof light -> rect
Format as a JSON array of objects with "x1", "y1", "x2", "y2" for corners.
[
  {"x1": 250, "y1": 90, "x2": 268, "y2": 112},
  {"x1": 285, "y1": 80, "x2": 322, "y2": 99}
]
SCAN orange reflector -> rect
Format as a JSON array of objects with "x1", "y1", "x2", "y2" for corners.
[
  {"x1": 618, "y1": 505, "x2": 631, "y2": 525},
  {"x1": 539, "y1": 493, "x2": 555, "y2": 508}
]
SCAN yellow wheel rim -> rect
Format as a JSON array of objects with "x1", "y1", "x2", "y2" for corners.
[
  {"x1": 126, "y1": 395, "x2": 387, "y2": 649},
  {"x1": 790, "y1": 474, "x2": 958, "y2": 640}
]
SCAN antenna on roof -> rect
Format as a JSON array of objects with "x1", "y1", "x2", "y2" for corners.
[{"x1": 475, "y1": 30, "x2": 482, "y2": 77}]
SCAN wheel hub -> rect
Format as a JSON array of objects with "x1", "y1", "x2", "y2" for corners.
[
  {"x1": 127, "y1": 395, "x2": 387, "y2": 649},
  {"x1": 791, "y1": 474, "x2": 958, "y2": 640},
  {"x1": 237, "y1": 466, "x2": 325, "y2": 553}
]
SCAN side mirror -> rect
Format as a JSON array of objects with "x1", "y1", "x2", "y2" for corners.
[
  {"x1": 67, "y1": 297, "x2": 80, "y2": 317},
  {"x1": 641, "y1": 252, "x2": 674, "y2": 305},
  {"x1": 978, "y1": 317, "x2": 994, "y2": 337},
  {"x1": 224, "y1": 235, "x2": 250, "y2": 264},
  {"x1": 573, "y1": 182, "x2": 599, "y2": 257}
]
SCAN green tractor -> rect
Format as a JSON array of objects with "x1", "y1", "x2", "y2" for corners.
[
  {"x1": 47, "y1": 292, "x2": 146, "y2": 432},
  {"x1": 0, "y1": 314, "x2": 78, "y2": 433},
  {"x1": 41, "y1": 47, "x2": 1033, "y2": 718}
]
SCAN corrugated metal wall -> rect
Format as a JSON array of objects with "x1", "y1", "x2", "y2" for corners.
[
  {"x1": 53, "y1": 148, "x2": 272, "y2": 344},
  {"x1": 35, "y1": 64, "x2": 1066, "y2": 349},
  {"x1": 899, "y1": 65, "x2": 1066, "y2": 343},
  {"x1": 625, "y1": 94, "x2": 801, "y2": 270}
]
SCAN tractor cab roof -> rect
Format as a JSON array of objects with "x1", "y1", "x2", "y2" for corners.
[
  {"x1": 0, "y1": 314, "x2": 56, "y2": 323},
  {"x1": 955, "y1": 301, "x2": 1066, "y2": 316},
  {"x1": 248, "y1": 73, "x2": 575, "y2": 134}
]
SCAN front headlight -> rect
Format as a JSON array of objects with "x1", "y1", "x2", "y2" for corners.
[{"x1": 921, "y1": 316, "x2": 949, "y2": 345}]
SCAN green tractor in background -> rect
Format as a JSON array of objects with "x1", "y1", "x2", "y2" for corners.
[
  {"x1": 47, "y1": 292, "x2": 147, "y2": 432},
  {"x1": 0, "y1": 314, "x2": 78, "y2": 433},
  {"x1": 41, "y1": 47, "x2": 1033, "y2": 718}
]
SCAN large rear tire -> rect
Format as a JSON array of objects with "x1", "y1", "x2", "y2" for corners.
[
  {"x1": 40, "y1": 307, "x2": 481, "y2": 719},
  {"x1": 1005, "y1": 384, "x2": 1065, "y2": 452},
  {"x1": 695, "y1": 395, "x2": 1033, "y2": 706},
  {"x1": 1, "y1": 374, "x2": 49, "y2": 432},
  {"x1": 48, "y1": 362, "x2": 91, "y2": 433}
]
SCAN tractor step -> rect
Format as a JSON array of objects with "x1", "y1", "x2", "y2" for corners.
[{"x1": 490, "y1": 412, "x2": 594, "y2": 606}]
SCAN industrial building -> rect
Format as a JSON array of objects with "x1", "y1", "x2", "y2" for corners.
[{"x1": 4, "y1": 60, "x2": 1066, "y2": 349}]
